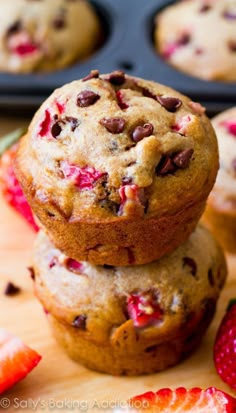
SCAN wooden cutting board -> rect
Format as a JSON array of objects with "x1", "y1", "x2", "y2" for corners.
[{"x1": 0, "y1": 117, "x2": 235, "y2": 412}]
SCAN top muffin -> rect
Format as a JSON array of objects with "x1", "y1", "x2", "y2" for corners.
[
  {"x1": 16, "y1": 71, "x2": 218, "y2": 265},
  {"x1": 155, "y1": 0, "x2": 236, "y2": 82},
  {"x1": 0, "y1": 0, "x2": 101, "y2": 73}
]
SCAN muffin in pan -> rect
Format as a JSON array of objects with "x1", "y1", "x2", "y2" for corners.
[
  {"x1": 16, "y1": 71, "x2": 218, "y2": 266},
  {"x1": 33, "y1": 225, "x2": 227, "y2": 376},
  {"x1": 203, "y1": 107, "x2": 236, "y2": 253},
  {"x1": 155, "y1": 0, "x2": 236, "y2": 82},
  {"x1": 0, "y1": 0, "x2": 101, "y2": 73}
]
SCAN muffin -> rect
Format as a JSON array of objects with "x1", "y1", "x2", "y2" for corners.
[
  {"x1": 155, "y1": 0, "x2": 236, "y2": 81},
  {"x1": 33, "y1": 225, "x2": 227, "y2": 376},
  {"x1": 202, "y1": 107, "x2": 236, "y2": 253},
  {"x1": 0, "y1": 0, "x2": 101, "y2": 73},
  {"x1": 16, "y1": 71, "x2": 218, "y2": 266}
]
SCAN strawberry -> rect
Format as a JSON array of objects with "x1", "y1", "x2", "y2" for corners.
[
  {"x1": 0, "y1": 143, "x2": 38, "y2": 231},
  {"x1": 127, "y1": 290, "x2": 163, "y2": 328},
  {"x1": 119, "y1": 387, "x2": 236, "y2": 412},
  {"x1": 0, "y1": 328, "x2": 41, "y2": 394},
  {"x1": 214, "y1": 299, "x2": 236, "y2": 390}
]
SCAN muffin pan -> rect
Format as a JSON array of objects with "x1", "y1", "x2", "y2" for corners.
[{"x1": 0, "y1": 0, "x2": 236, "y2": 115}]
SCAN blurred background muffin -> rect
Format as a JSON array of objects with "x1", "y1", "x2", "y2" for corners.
[
  {"x1": 155, "y1": 0, "x2": 236, "y2": 81},
  {"x1": 203, "y1": 107, "x2": 236, "y2": 253},
  {"x1": 0, "y1": 0, "x2": 101, "y2": 73}
]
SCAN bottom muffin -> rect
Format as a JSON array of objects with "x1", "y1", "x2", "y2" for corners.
[{"x1": 33, "y1": 225, "x2": 227, "y2": 376}]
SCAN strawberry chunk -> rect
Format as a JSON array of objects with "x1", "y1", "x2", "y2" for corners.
[
  {"x1": 39, "y1": 109, "x2": 52, "y2": 137},
  {"x1": 0, "y1": 328, "x2": 41, "y2": 394},
  {"x1": 0, "y1": 144, "x2": 38, "y2": 231},
  {"x1": 172, "y1": 115, "x2": 192, "y2": 135},
  {"x1": 125, "y1": 387, "x2": 236, "y2": 412},
  {"x1": 60, "y1": 161, "x2": 106, "y2": 190},
  {"x1": 66, "y1": 258, "x2": 83, "y2": 273},
  {"x1": 8, "y1": 32, "x2": 39, "y2": 56},
  {"x1": 127, "y1": 290, "x2": 162, "y2": 328},
  {"x1": 118, "y1": 184, "x2": 146, "y2": 216},
  {"x1": 221, "y1": 120, "x2": 236, "y2": 137},
  {"x1": 214, "y1": 299, "x2": 236, "y2": 390}
]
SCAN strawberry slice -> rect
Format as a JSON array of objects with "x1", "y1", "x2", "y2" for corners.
[
  {"x1": 214, "y1": 299, "x2": 236, "y2": 390},
  {"x1": 0, "y1": 143, "x2": 38, "y2": 231},
  {"x1": 127, "y1": 290, "x2": 163, "y2": 328},
  {"x1": 0, "y1": 328, "x2": 41, "y2": 394},
  {"x1": 120, "y1": 387, "x2": 236, "y2": 412}
]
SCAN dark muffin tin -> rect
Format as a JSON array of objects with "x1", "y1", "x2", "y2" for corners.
[{"x1": 1, "y1": 0, "x2": 236, "y2": 115}]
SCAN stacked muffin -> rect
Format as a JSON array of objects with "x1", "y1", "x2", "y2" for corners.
[{"x1": 15, "y1": 71, "x2": 227, "y2": 375}]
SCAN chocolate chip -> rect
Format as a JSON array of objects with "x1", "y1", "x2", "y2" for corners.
[
  {"x1": 156, "y1": 156, "x2": 175, "y2": 176},
  {"x1": 100, "y1": 117, "x2": 126, "y2": 134},
  {"x1": 157, "y1": 96, "x2": 182, "y2": 112},
  {"x1": 228, "y1": 40, "x2": 236, "y2": 52},
  {"x1": 108, "y1": 70, "x2": 125, "y2": 85},
  {"x1": 72, "y1": 315, "x2": 87, "y2": 329},
  {"x1": 141, "y1": 87, "x2": 157, "y2": 100},
  {"x1": 7, "y1": 20, "x2": 22, "y2": 36},
  {"x1": 4, "y1": 282, "x2": 21, "y2": 296},
  {"x1": 199, "y1": 4, "x2": 211, "y2": 12},
  {"x1": 65, "y1": 116, "x2": 79, "y2": 131},
  {"x1": 82, "y1": 70, "x2": 99, "y2": 82},
  {"x1": 53, "y1": 17, "x2": 66, "y2": 29},
  {"x1": 27, "y1": 266, "x2": 35, "y2": 281},
  {"x1": 122, "y1": 176, "x2": 133, "y2": 185},
  {"x1": 223, "y1": 11, "x2": 236, "y2": 19},
  {"x1": 183, "y1": 257, "x2": 197, "y2": 277},
  {"x1": 51, "y1": 121, "x2": 62, "y2": 138},
  {"x1": 172, "y1": 148, "x2": 194, "y2": 169},
  {"x1": 208, "y1": 268, "x2": 215, "y2": 286},
  {"x1": 131, "y1": 123, "x2": 154, "y2": 142},
  {"x1": 77, "y1": 90, "x2": 100, "y2": 107},
  {"x1": 178, "y1": 33, "x2": 191, "y2": 46}
]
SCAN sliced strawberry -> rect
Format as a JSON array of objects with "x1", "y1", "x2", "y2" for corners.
[
  {"x1": 0, "y1": 328, "x2": 41, "y2": 394},
  {"x1": 214, "y1": 299, "x2": 236, "y2": 391},
  {"x1": 66, "y1": 258, "x2": 83, "y2": 274},
  {"x1": 0, "y1": 144, "x2": 38, "y2": 231},
  {"x1": 126, "y1": 387, "x2": 236, "y2": 412},
  {"x1": 127, "y1": 290, "x2": 162, "y2": 328},
  {"x1": 60, "y1": 161, "x2": 107, "y2": 190}
]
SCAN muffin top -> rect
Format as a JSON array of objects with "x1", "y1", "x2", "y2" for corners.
[
  {"x1": 155, "y1": 0, "x2": 236, "y2": 81},
  {"x1": 34, "y1": 225, "x2": 226, "y2": 340},
  {"x1": 0, "y1": 0, "x2": 100, "y2": 73},
  {"x1": 17, "y1": 71, "x2": 218, "y2": 221},
  {"x1": 210, "y1": 107, "x2": 236, "y2": 209}
]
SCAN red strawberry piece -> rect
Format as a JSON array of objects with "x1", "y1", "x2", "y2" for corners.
[
  {"x1": 214, "y1": 299, "x2": 236, "y2": 390},
  {"x1": 221, "y1": 121, "x2": 236, "y2": 137},
  {"x1": 0, "y1": 328, "x2": 41, "y2": 394},
  {"x1": 118, "y1": 184, "x2": 146, "y2": 216},
  {"x1": 60, "y1": 161, "x2": 107, "y2": 190},
  {"x1": 39, "y1": 109, "x2": 52, "y2": 137},
  {"x1": 8, "y1": 32, "x2": 39, "y2": 56},
  {"x1": 0, "y1": 144, "x2": 38, "y2": 231},
  {"x1": 162, "y1": 33, "x2": 191, "y2": 59},
  {"x1": 55, "y1": 100, "x2": 66, "y2": 115},
  {"x1": 127, "y1": 387, "x2": 236, "y2": 412},
  {"x1": 66, "y1": 258, "x2": 83, "y2": 273},
  {"x1": 172, "y1": 115, "x2": 192, "y2": 135},
  {"x1": 116, "y1": 90, "x2": 129, "y2": 109},
  {"x1": 127, "y1": 290, "x2": 162, "y2": 328}
]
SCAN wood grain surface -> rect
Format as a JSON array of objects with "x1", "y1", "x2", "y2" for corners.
[{"x1": 0, "y1": 117, "x2": 235, "y2": 413}]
